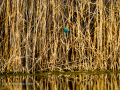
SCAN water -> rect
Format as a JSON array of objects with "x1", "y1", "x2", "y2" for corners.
[{"x1": 0, "y1": 72, "x2": 120, "y2": 90}]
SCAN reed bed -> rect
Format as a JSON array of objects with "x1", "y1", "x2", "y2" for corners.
[{"x1": 0, "y1": 0, "x2": 120, "y2": 73}]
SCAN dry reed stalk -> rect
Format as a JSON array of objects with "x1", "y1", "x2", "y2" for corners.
[
  {"x1": 4, "y1": 0, "x2": 9, "y2": 72},
  {"x1": 99, "y1": 0, "x2": 103, "y2": 69},
  {"x1": 118, "y1": 1, "x2": 120, "y2": 70},
  {"x1": 26, "y1": 0, "x2": 29, "y2": 73},
  {"x1": 110, "y1": 0, "x2": 113, "y2": 70},
  {"x1": 32, "y1": 0, "x2": 36, "y2": 73}
]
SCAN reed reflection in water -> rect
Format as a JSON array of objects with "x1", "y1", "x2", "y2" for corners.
[{"x1": 0, "y1": 73, "x2": 120, "y2": 90}]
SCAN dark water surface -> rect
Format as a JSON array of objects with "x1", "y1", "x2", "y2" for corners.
[{"x1": 0, "y1": 72, "x2": 120, "y2": 90}]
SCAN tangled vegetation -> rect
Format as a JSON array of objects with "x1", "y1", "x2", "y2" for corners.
[{"x1": 0, "y1": 0, "x2": 120, "y2": 73}]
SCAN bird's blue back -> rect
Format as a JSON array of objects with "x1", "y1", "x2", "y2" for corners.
[
  {"x1": 63, "y1": 27, "x2": 69, "y2": 35},
  {"x1": 64, "y1": 28, "x2": 69, "y2": 32}
]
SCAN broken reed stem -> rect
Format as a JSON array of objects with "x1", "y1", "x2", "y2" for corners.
[{"x1": 0, "y1": 0, "x2": 120, "y2": 73}]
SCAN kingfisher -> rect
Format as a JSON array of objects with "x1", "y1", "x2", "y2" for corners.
[{"x1": 63, "y1": 27, "x2": 69, "y2": 35}]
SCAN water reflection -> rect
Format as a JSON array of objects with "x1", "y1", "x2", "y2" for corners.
[{"x1": 0, "y1": 73, "x2": 120, "y2": 90}]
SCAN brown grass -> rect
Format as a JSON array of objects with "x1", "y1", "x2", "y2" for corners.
[{"x1": 0, "y1": 0, "x2": 120, "y2": 73}]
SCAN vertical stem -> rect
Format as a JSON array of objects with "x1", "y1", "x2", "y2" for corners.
[
  {"x1": 26, "y1": 0, "x2": 29, "y2": 73},
  {"x1": 99, "y1": 0, "x2": 103, "y2": 68}
]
